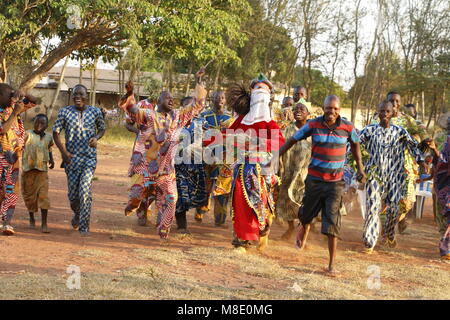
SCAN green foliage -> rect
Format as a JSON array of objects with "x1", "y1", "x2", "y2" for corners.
[
  {"x1": 292, "y1": 66, "x2": 350, "y2": 108},
  {"x1": 222, "y1": 0, "x2": 297, "y2": 84},
  {"x1": 143, "y1": 77, "x2": 163, "y2": 100},
  {"x1": 0, "y1": 0, "x2": 251, "y2": 88}
]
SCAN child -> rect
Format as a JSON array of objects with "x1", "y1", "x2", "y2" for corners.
[{"x1": 21, "y1": 114, "x2": 54, "y2": 233}]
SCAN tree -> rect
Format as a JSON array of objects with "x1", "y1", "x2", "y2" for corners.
[{"x1": 0, "y1": 0, "x2": 251, "y2": 91}]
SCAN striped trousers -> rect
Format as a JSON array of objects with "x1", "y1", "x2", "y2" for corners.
[
  {"x1": 0, "y1": 156, "x2": 19, "y2": 222},
  {"x1": 126, "y1": 172, "x2": 177, "y2": 239},
  {"x1": 363, "y1": 176, "x2": 404, "y2": 248}
]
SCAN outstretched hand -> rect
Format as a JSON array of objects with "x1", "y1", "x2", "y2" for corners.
[{"x1": 195, "y1": 67, "x2": 206, "y2": 79}]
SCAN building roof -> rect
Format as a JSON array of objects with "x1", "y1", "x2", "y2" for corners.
[{"x1": 45, "y1": 66, "x2": 162, "y2": 95}]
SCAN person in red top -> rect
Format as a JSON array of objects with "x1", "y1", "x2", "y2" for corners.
[
  {"x1": 121, "y1": 82, "x2": 156, "y2": 227},
  {"x1": 226, "y1": 74, "x2": 284, "y2": 252}
]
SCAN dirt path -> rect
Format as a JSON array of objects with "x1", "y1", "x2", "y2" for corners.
[{"x1": 0, "y1": 143, "x2": 449, "y2": 299}]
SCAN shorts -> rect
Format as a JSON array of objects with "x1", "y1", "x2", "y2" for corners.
[
  {"x1": 299, "y1": 177, "x2": 344, "y2": 237},
  {"x1": 21, "y1": 170, "x2": 50, "y2": 212}
]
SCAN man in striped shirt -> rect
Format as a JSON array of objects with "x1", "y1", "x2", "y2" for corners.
[{"x1": 277, "y1": 95, "x2": 365, "y2": 276}]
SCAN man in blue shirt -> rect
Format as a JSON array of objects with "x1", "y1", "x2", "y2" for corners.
[{"x1": 53, "y1": 84, "x2": 106, "y2": 236}]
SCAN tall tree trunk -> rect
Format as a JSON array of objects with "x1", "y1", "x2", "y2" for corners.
[
  {"x1": 19, "y1": 26, "x2": 125, "y2": 91},
  {"x1": 79, "y1": 58, "x2": 83, "y2": 84},
  {"x1": 168, "y1": 56, "x2": 174, "y2": 92},
  {"x1": 0, "y1": 58, "x2": 7, "y2": 83},
  {"x1": 421, "y1": 91, "x2": 425, "y2": 122},
  {"x1": 48, "y1": 57, "x2": 69, "y2": 120},
  {"x1": 426, "y1": 88, "x2": 437, "y2": 129},
  {"x1": 184, "y1": 63, "x2": 193, "y2": 96},
  {"x1": 118, "y1": 66, "x2": 122, "y2": 96},
  {"x1": 90, "y1": 58, "x2": 98, "y2": 106},
  {"x1": 213, "y1": 62, "x2": 222, "y2": 92},
  {"x1": 137, "y1": 71, "x2": 141, "y2": 98}
]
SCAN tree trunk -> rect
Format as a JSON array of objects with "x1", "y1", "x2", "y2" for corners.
[
  {"x1": 213, "y1": 62, "x2": 222, "y2": 92},
  {"x1": 47, "y1": 57, "x2": 69, "y2": 121},
  {"x1": 168, "y1": 57, "x2": 174, "y2": 92},
  {"x1": 118, "y1": 66, "x2": 122, "y2": 96},
  {"x1": 426, "y1": 89, "x2": 437, "y2": 129},
  {"x1": 79, "y1": 58, "x2": 83, "y2": 84},
  {"x1": 184, "y1": 63, "x2": 193, "y2": 96},
  {"x1": 421, "y1": 91, "x2": 425, "y2": 123},
  {"x1": 0, "y1": 58, "x2": 7, "y2": 83},
  {"x1": 90, "y1": 58, "x2": 98, "y2": 106},
  {"x1": 19, "y1": 27, "x2": 122, "y2": 91},
  {"x1": 137, "y1": 71, "x2": 141, "y2": 98}
]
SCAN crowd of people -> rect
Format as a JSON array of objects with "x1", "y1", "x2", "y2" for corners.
[{"x1": 0, "y1": 66, "x2": 448, "y2": 276}]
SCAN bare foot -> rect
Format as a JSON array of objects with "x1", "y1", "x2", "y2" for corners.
[
  {"x1": 257, "y1": 235, "x2": 269, "y2": 252},
  {"x1": 326, "y1": 267, "x2": 340, "y2": 277},
  {"x1": 295, "y1": 231, "x2": 306, "y2": 250}
]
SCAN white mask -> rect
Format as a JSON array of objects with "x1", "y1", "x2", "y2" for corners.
[{"x1": 242, "y1": 89, "x2": 272, "y2": 125}]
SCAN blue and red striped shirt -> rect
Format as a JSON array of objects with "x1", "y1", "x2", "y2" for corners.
[{"x1": 292, "y1": 116, "x2": 359, "y2": 182}]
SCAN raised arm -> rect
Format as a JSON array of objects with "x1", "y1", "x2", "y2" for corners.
[
  {"x1": 1, "y1": 96, "x2": 25, "y2": 134},
  {"x1": 177, "y1": 68, "x2": 207, "y2": 128}
]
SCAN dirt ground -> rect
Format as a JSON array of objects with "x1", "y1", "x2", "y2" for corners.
[{"x1": 0, "y1": 143, "x2": 449, "y2": 300}]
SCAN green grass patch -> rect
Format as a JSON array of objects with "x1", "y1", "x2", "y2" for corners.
[{"x1": 100, "y1": 123, "x2": 135, "y2": 147}]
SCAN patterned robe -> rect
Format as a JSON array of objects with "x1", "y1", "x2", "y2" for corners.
[
  {"x1": 229, "y1": 115, "x2": 284, "y2": 242},
  {"x1": 359, "y1": 124, "x2": 422, "y2": 248},
  {"x1": 53, "y1": 105, "x2": 106, "y2": 233},
  {"x1": 120, "y1": 85, "x2": 206, "y2": 238},
  {"x1": 126, "y1": 99, "x2": 155, "y2": 219},
  {"x1": 275, "y1": 123, "x2": 311, "y2": 221},
  {"x1": 0, "y1": 106, "x2": 25, "y2": 222},
  {"x1": 198, "y1": 109, "x2": 234, "y2": 224},
  {"x1": 434, "y1": 135, "x2": 450, "y2": 258}
]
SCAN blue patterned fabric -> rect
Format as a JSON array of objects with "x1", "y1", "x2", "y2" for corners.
[
  {"x1": 232, "y1": 163, "x2": 265, "y2": 225},
  {"x1": 53, "y1": 105, "x2": 105, "y2": 233},
  {"x1": 53, "y1": 105, "x2": 105, "y2": 169},
  {"x1": 66, "y1": 164, "x2": 95, "y2": 233},
  {"x1": 359, "y1": 123, "x2": 423, "y2": 248},
  {"x1": 200, "y1": 109, "x2": 231, "y2": 130},
  {"x1": 175, "y1": 163, "x2": 208, "y2": 214}
]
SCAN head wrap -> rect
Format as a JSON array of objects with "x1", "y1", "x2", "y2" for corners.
[{"x1": 250, "y1": 73, "x2": 273, "y2": 92}]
